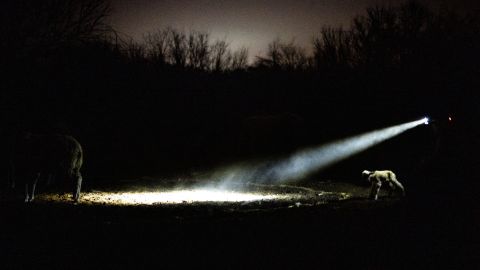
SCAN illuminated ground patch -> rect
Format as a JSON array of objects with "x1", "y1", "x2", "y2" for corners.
[
  {"x1": 34, "y1": 182, "x2": 357, "y2": 207},
  {"x1": 83, "y1": 190, "x2": 295, "y2": 205},
  {"x1": 38, "y1": 189, "x2": 307, "y2": 205}
]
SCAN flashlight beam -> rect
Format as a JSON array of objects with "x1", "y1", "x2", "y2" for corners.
[
  {"x1": 206, "y1": 118, "x2": 426, "y2": 187},
  {"x1": 273, "y1": 118, "x2": 426, "y2": 181}
]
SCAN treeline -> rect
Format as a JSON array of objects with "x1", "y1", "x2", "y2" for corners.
[
  {"x1": 124, "y1": 29, "x2": 249, "y2": 72},
  {"x1": 114, "y1": 0, "x2": 480, "y2": 76},
  {"x1": 258, "y1": 1, "x2": 479, "y2": 74},
  {"x1": 2, "y1": 0, "x2": 478, "y2": 75}
]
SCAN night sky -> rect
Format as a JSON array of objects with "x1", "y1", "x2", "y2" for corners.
[{"x1": 109, "y1": 0, "x2": 479, "y2": 59}]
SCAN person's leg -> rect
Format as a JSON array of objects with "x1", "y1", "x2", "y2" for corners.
[
  {"x1": 369, "y1": 181, "x2": 382, "y2": 200},
  {"x1": 25, "y1": 173, "x2": 40, "y2": 202}
]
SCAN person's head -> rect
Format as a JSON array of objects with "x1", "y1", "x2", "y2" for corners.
[{"x1": 362, "y1": 170, "x2": 372, "y2": 179}]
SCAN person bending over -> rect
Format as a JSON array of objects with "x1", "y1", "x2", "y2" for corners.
[{"x1": 362, "y1": 170, "x2": 405, "y2": 200}]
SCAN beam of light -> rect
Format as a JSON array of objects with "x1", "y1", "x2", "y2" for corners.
[
  {"x1": 203, "y1": 118, "x2": 427, "y2": 189},
  {"x1": 68, "y1": 190, "x2": 295, "y2": 205}
]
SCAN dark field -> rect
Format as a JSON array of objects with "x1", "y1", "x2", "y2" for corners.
[
  {"x1": 1, "y1": 180, "x2": 478, "y2": 269},
  {"x1": 2, "y1": 1, "x2": 480, "y2": 269}
]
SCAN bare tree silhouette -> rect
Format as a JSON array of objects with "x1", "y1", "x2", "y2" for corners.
[
  {"x1": 230, "y1": 47, "x2": 249, "y2": 70},
  {"x1": 280, "y1": 41, "x2": 309, "y2": 70},
  {"x1": 255, "y1": 39, "x2": 308, "y2": 70},
  {"x1": 349, "y1": 1, "x2": 434, "y2": 70},
  {"x1": 351, "y1": 5, "x2": 399, "y2": 68},
  {"x1": 125, "y1": 39, "x2": 147, "y2": 63},
  {"x1": 144, "y1": 29, "x2": 170, "y2": 67},
  {"x1": 168, "y1": 28, "x2": 188, "y2": 68},
  {"x1": 187, "y1": 31, "x2": 211, "y2": 70},
  {"x1": 210, "y1": 40, "x2": 232, "y2": 72},
  {"x1": 313, "y1": 27, "x2": 353, "y2": 70},
  {"x1": 265, "y1": 38, "x2": 284, "y2": 68},
  {"x1": 143, "y1": 28, "x2": 249, "y2": 72},
  {"x1": 1, "y1": 0, "x2": 112, "y2": 61},
  {"x1": 398, "y1": 1, "x2": 431, "y2": 36}
]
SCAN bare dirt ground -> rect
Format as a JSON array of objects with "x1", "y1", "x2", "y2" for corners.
[
  {"x1": 34, "y1": 180, "x2": 358, "y2": 207},
  {"x1": 0, "y1": 180, "x2": 477, "y2": 269}
]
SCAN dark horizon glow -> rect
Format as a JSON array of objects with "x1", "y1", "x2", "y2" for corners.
[{"x1": 109, "y1": 0, "x2": 479, "y2": 59}]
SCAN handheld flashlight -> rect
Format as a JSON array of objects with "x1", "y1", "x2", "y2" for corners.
[{"x1": 423, "y1": 117, "x2": 429, "y2": 125}]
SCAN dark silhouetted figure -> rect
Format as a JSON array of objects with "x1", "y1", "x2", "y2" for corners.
[{"x1": 11, "y1": 133, "x2": 83, "y2": 202}]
